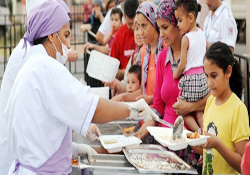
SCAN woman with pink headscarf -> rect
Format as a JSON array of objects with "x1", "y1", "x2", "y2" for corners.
[{"x1": 135, "y1": 0, "x2": 209, "y2": 171}]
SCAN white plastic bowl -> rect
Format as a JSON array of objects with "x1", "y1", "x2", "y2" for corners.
[{"x1": 86, "y1": 50, "x2": 120, "y2": 83}]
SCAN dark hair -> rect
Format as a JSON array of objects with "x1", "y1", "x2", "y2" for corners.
[
  {"x1": 110, "y1": 7, "x2": 123, "y2": 21},
  {"x1": 124, "y1": 0, "x2": 139, "y2": 18},
  {"x1": 175, "y1": 0, "x2": 201, "y2": 18},
  {"x1": 106, "y1": 0, "x2": 117, "y2": 12},
  {"x1": 33, "y1": 36, "x2": 48, "y2": 45},
  {"x1": 128, "y1": 65, "x2": 141, "y2": 83},
  {"x1": 204, "y1": 42, "x2": 243, "y2": 99}
]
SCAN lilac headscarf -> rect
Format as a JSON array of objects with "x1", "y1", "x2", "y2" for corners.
[
  {"x1": 56, "y1": 0, "x2": 70, "y2": 14},
  {"x1": 155, "y1": 0, "x2": 177, "y2": 26},
  {"x1": 136, "y1": 1, "x2": 157, "y2": 27},
  {"x1": 23, "y1": 1, "x2": 70, "y2": 49}
]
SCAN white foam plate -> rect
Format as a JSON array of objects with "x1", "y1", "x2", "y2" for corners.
[
  {"x1": 147, "y1": 126, "x2": 210, "y2": 151},
  {"x1": 86, "y1": 50, "x2": 120, "y2": 83},
  {"x1": 99, "y1": 135, "x2": 142, "y2": 153},
  {"x1": 90, "y1": 87, "x2": 109, "y2": 99}
]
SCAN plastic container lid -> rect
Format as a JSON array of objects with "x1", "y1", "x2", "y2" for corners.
[{"x1": 86, "y1": 50, "x2": 120, "y2": 83}]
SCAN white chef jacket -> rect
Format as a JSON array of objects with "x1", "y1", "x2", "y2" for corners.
[
  {"x1": 203, "y1": 3, "x2": 237, "y2": 48},
  {"x1": 4, "y1": 44, "x2": 99, "y2": 175},
  {"x1": 0, "y1": 39, "x2": 30, "y2": 175}
]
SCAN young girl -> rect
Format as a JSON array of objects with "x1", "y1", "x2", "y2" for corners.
[
  {"x1": 202, "y1": 42, "x2": 249, "y2": 174},
  {"x1": 173, "y1": 0, "x2": 210, "y2": 132}
]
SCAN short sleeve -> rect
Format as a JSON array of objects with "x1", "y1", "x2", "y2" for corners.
[
  {"x1": 48, "y1": 67, "x2": 99, "y2": 137},
  {"x1": 110, "y1": 31, "x2": 120, "y2": 61},
  {"x1": 231, "y1": 103, "x2": 250, "y2": 144},
  {"x1": 220, "y1": 18, "x2": 237, "y2": 48},
  {"x1": 98, "y1": 9, "x2": 112, "y2": 35}
]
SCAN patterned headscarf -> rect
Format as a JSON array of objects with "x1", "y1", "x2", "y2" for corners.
[
  {"x1": 136, "y1": 1, "x2": 157, "y2": 27},
  {"x1": 136, "y1": 1, "x2": 164, "y2": 95},
  {"x1": 155, "y1": 0, "x2": 177, "y2": 26}
]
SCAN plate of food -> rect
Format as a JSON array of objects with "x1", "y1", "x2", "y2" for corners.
[
  {"x1": 99, "y1": 135, "x2": 142, "y2": 153},
  {"x1": 147, "y1": 126, "x2": 209, "y2": 151}
]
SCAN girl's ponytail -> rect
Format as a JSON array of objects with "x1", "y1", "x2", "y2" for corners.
[
  {"x1": 205, "y1": 42, "x2": 243, "y2": 98},
  {"x1": 197, "y1": 3, "x2": 201, "y2": 12},
  {"x1": 230, "y1": 58, "x2": 243, "y2": 98}
]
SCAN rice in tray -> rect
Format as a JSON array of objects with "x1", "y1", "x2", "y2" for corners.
[
  {"x1": 159, "y1": 135, "x2": 187, "y2": 143},
  {"x1": 130, "y1": 153, "x2": 188, "y2": 170}
]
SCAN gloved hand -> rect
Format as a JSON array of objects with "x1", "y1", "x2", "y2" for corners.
[
  {"x1": 127, "y1": 99, "x2": 152, "y2": 121},
  {"x1": 87, "y1": 123, "x2": 101, "y2": 142},
  {"x1": 72, "y1": 142, "x2": 97, "y2": 162}
]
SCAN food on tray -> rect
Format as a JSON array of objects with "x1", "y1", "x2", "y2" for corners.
[
  {"x1": 186, "y1": 132, "x2": 200, "y2": 139},
  {"x1": 104, "y1": 141, "x2": 118, "y2": 144},
  {"x1": 159, "y1": 135, "x2": 187, "y2": 143},
  {"x1": 130, "y1": 153, "x2": 189, "y2": 170},
  {"x1": 103, "y1": 138, "x2": 119, "y2": 145},
  {"x1": 123, "y1": 126, "x2": 136, "y2": 136},
  {"x1": 72, "y1": 159, "x2": 78, "y2": 166}
]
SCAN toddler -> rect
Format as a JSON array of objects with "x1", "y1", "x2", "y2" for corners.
[
  {"x1": 174, "y1": 0, "x2": 209, "y2": 132},
  {"x1": 103, "y1": 7, "x2": 123, "y2": 51},
  {"x1": 126, "y1": 65, "x2": 141, "y2": 93}
]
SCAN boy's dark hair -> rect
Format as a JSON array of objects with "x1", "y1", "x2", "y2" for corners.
[
  {"x1": 124, "y1": 0, "x2": 139, "y2": 18},
  {"x1": 106, "y1": 0, "x2": 117, "y2": 12},
  {"x1": 175, "y1": 0, "x2": 201, "y2": 18},
  {"x1": 110, "y1": 7, "x2": 123, "y2": 21},
  {"x1": 128, "y1": 65, "x2": 141, "y2": 83},
  {"x1": 205, "y1": 42, "x2": 243, "y2": 99}
]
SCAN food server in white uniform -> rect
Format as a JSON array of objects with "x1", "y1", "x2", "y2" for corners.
[
  {"x1": 4, "y1": 1, "x2": 151, "y2": 174},
  {"x1": 0, "y1": 1, "x2": 99, "y2": 174}
]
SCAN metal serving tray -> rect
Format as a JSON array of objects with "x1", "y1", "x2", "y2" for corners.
[
  {"x1": 123, "y1": 146, "x2": 198, "y2": 174},
  {"x1": 77, "y1": 145, "x2": 167, "y2": 175},
  {"x1": 78, "y1": 154, "x2": 134, "y2": 171}
]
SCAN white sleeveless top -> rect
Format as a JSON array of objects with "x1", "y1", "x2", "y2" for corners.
[{"x1": 184, "y1": 28, "x2": 206, "y2": 73}]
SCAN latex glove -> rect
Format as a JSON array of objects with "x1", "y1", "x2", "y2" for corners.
[
  {"x1": 72, "y1": 142, "x2": 97, "y2": 162},
  {"x1": 127, "y1": 99, "x2": 152, "y2": 121},
  {"x1": 87, "y1": 123, "x2": 101, "y2": 142}
]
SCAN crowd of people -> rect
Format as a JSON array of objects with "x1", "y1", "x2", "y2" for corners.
[
  {"x1": 0, "y1": 0, "x2": 249, "y2": 175},
  {"x1": 82, "y1": 0, "x2": 250, "y2": 174}
]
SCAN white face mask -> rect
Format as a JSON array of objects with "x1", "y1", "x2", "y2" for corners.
[{"x1": 52, "y1": 33, "x2": 68, "y2": 65}]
